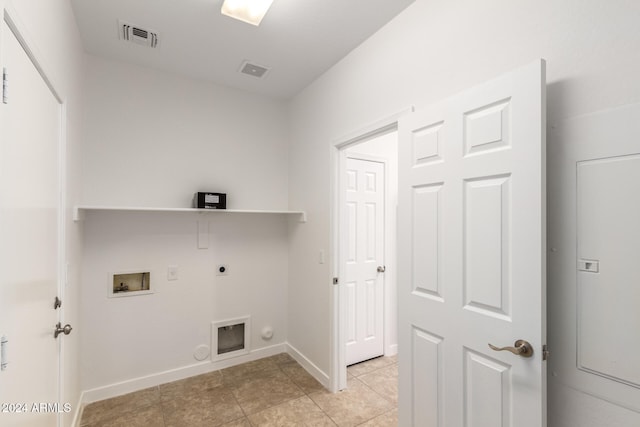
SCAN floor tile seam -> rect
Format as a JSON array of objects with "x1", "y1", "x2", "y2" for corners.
[
  {"x1": 351, "y1": 405, "x2": 392, "y2": 427},
  {"x1": 227, "y1": 414, "x2": 254, "y2": 427},
  {"x1": 246, "y1": 392, "x2": 318, "y2": 424},
  {"x1": 358, "y1": 370, "x2": 398, "y2": 403},
  {"x1": 353, "y1": 407, "x2": 396, "y2": 426},
  {"x1": 231, "y1": 383, "x2": 251, "y2": 420},
  {"x1": 83, "y1": 400, "x2": 161, "y2": 426},
  {"x1": 350, "y1": 376, "x2": 396, "y2": 412},
  {"x1": 306, "y1": 394, "x2": 339, "y2": 427},
  {"x1": 363, "y1": 381, "x2": 397, "y2": 409},
  {"x1": 277, "y1": 364, "x2": 311, "y2": 391},
  {"x1": 159, "y1": 398, "x2": 169, "y2": 427},
  {"x1": 354, "y1": 362, "x2": 397, "y2": 378},
  {"x1": 323, "y1": 411, "x2": 341, "y2": 427},
  {"x1": 88, "y1": 384, "x2": 162, "y2": 409},
  {"x1": 222, "y1": 369, "x2": 283, "y2": 386},
  {"x1": 241, "y1": 390, "x2": 307, "y2": 418},
  {"x1": 305, "y1": 390, "x2": 338, "y2": 420},
  {"x1": 231, "y1": 373, "x2": 306, "y2": 398}
]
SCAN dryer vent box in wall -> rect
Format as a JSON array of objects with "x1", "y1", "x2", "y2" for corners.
[
  {"x1": 218, "y1": 323, "x2": 244, "y2": 354},
  {"x1": 212, "y1": 316, "x2": 250, "y2": 361}
]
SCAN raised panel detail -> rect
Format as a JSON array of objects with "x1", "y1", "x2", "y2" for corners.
[
  {"x1": 463, "y1": 175, "x2": 511, "y2": 319},
  {"x1": 577, "y1": 154, "x2": 640, "y2": 389},
  {"x1": 464, "y1": 99, "x2": 511, "y2": 156},
  {"x1": 412, "y1": 183, "x2": 443, "y2": 301},
  {"x1": 346, "y1": 281, "x2": 357, "y2": 345},
  {"x1": 365, "y1": 203, "x2": 376, "y2": 262},
  {"x1": 365, "y1": 172, "x2": 376, "y2": 192},
  {"x1": 347, "y1": 202, "x2": 357, "y2": 264},
  {"x1": 413, "y1": 121, "x2": 444, "y2": 166},
  {"x1": 464, "y1": 349, "x2": 511, "y2": 427},
  {"x1": 412, "y1": 327, "x2": 442, "y2": 427},
  {"x1": 365, "y1": 279, "x2": 376, "y2": 339},
  {"x1": 346, "y1": 169, "x2": 357, "y2": 191}
]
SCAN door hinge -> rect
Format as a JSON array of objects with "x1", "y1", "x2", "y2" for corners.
[
  {"x1": 542, "y1": 344, "x2": 550, "y2": 361},
  {"x1": 2, "y1": 67, "x2": 7, "y2": 104},
  {"x1": 1, "y1": 336, "x2": 8, "y2": 371},
  {"x1": 333, "y1": 277, "x2": 339, "y2": 285}
]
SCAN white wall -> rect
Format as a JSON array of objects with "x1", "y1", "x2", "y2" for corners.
[
  {"x1": 81, "y1": 55, "x2": 289, "y2": 210},
  {"x1": 81, "y1": 211, "x2": 289, "y2": 394},
  {"x1": 3, "y1": 1, "x2": 85, "y2": 425},
  {"x1": 79, "y1": 57, "x2": 293, "y2": 397},
  {"x1": 287, "y1": 0, "x2": 640, "y2": 425}
]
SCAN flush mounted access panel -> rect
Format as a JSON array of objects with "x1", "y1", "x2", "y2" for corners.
[{"x1": 577, "y1": 154, "x2": 640, "y2": 388}]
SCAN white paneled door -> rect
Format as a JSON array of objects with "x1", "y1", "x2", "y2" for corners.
[
  {"x1": 0, "y1": 18, "x2": 62, "y2": 426},
  {"x1": 344, "y1": 156, "x2": 385, "y2": 366},
  {"x1": 397, "y1": 60, "x2": 546, "y2": 426}
]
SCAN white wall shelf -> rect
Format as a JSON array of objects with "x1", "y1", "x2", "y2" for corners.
[{"x1": 73, "y1": 205, "x2": 307, "y2": 223}]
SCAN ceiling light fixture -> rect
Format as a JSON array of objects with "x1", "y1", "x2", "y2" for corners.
[{"x1": 221, "y1": 0, "x2": 274, "y2": 26}]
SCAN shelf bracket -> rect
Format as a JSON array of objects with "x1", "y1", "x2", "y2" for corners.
[{"x1": 73, "y1": 206, "x2": 84, "y2": 222}]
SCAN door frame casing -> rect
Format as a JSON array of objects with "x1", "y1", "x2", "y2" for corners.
[{"x1": 329, "y1": 107, "x2": 412, "y2": 392}]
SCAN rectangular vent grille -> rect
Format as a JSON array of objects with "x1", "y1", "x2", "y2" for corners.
[
  {"x1": 239, "y1": 61, "x2": 270, "y2": 79},
  {"x1": 119, "y1": 20, "x2": 159, "y2": 48}
]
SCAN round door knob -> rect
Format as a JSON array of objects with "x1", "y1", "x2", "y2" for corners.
[{"x1": 54, "y1": 322, "x2": 73, "y2": 339}]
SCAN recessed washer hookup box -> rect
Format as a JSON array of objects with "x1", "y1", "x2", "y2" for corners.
[{"x1": 193, "y1": 192, "x2": 226, "y2": 209}]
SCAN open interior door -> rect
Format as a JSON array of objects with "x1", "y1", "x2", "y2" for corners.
[
  {"x1": 0, "y1": 16, "x2": 63, "y2": 427},
  {"x1": 397, "y1": 60, "x2": 546, "y2": 426}
]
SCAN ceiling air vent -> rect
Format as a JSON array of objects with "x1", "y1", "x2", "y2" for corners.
[
  {"x1": 118, "y1": 20, "x2": 159, "y2": 48},
  {"x1": 239, "y1": 61, "x2": 270, "y2": 79}
]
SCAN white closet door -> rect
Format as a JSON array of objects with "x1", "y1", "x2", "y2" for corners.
[{"x1": 344, "y1": 156, "x2": 385, "y2": 366}]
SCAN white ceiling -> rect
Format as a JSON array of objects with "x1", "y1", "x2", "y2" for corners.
[{"x1": 70, "y1": 0, "x2": 415, "y2": 99}]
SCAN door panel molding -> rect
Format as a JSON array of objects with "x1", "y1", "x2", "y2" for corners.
[{"x1": 398, "y1": 60, "x2": 546, "y2": 426}]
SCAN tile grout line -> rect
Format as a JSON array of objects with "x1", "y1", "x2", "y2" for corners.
[{"x1": 81, "y1": 355, "x2": 397, "y2": 426}]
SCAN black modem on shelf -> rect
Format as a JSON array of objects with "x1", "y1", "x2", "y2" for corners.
[{"x1": 193, "y1": 192, "x2": 226, "y2": 209}]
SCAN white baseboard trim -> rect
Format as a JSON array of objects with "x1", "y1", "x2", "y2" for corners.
[
  {"x1": 285, "y1": 343, "x2": 330, "y2": 390},
  {"x1": 385, "y1": 343, "x2": 398, "y2": 357},
  {"x1": 71, "y1": 391, "x2": 85, "y2": 427},
  {"x1": 81, "y1": 343, "x2": 286, "y2": 404}
]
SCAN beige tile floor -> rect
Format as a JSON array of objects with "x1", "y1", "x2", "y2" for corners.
[{"x1": 80, "y1": 353, "x2": 398, "y2": 427}]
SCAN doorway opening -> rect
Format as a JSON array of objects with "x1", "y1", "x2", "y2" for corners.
[{"x1": 330, "y1": 110, "x2": 408, "y2": 392}]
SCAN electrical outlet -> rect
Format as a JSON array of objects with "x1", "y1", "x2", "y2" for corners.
[
  {"x1": 167, "y1": 265, "x2": 178, "y2": 281},
  {"x1": 216, "y1": 264, "x2": 228, "y2": 276}
]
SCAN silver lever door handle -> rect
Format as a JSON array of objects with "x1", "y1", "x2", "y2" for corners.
[
  {"x1": 377, "y1": 266, "x2": 386, "y2": 273},
  {"x1": 488, "y1": 340, "x2": 533, "y2": 358}
]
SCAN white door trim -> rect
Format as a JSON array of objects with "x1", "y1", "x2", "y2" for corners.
[
  {"x1": 2, "y1": 2, "x2": 64, "y2": 103},
  {"x1": 329, "y1": 107, "x2": 413, "y2": 392},
  {"x1": 1, "y1": 4, "x2": 67, "y2": 426}
]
